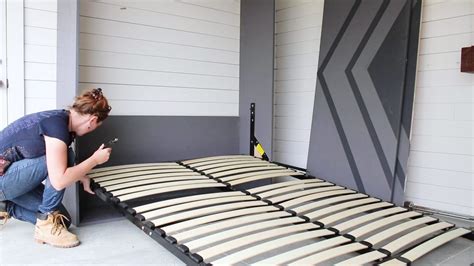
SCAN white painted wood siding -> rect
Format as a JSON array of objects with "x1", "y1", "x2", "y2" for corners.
[
  {"x1": 406, "y1": 0, "x2": 474, "y2": 216},
  {"x1": 273, "y1": 0, "x2": 324, "y2": 168},
  {"x1": 24, "y1": 0, "x2": 57, "y2": 114},
  {"x1": 78, "y1": 0, "x2": 240, "y2": 116}
]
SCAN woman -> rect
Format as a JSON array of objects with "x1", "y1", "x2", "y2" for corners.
[{"x1": 0, "y1": 88, "x2": 112, "y2": 248}]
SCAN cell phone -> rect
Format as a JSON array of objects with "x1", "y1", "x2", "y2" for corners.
[{"x1": 104, "y1": 138, "x2": 118, "y2": 148}]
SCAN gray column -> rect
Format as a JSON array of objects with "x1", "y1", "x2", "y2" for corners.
[
  {"x1": 57, "y1": 0, "x2": 80, "y2": 225},
  {"x1": 239, "y1": 0, "x2": 275, "y2": 158}
]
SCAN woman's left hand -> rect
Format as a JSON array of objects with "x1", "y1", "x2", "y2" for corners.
[{"x1": 81, "y1": 175, "x2": 95, "y2": 195}]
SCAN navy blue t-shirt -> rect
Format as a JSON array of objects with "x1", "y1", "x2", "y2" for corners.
[{"x1": 0, "y1": 110, "x2": 74, "y2": 163}]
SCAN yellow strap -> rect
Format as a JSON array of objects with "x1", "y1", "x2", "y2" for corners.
[{"x1": 256, "y1": 144, "x2": 266, "y2": 156}]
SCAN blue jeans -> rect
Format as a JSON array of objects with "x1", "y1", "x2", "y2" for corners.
[{"x1": 0, "y1": 149, "x2": 74, "y2": 226}]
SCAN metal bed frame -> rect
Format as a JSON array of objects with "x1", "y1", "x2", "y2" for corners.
[{"x1": 88, "y1": 104, "x2": 472, "y2": 265}]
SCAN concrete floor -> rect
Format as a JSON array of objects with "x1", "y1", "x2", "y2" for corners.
[
  {"x1": 0, "y1": 218, "x2": 184, "y2": 266},
  {"x1": 0, "y1": 215, "x2": 472, "y2": 265}
]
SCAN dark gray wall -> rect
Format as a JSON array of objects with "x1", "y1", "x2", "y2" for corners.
[
  {"x1": 307, "y1": 0, "x2": 421, "y2": 204},
  {"x1": 57, "y1": 0, "x2": 80, "y2": 225},
  {"x1": 76, "y1": 116, "x2": 239, "y2": 165},
  {"x1": 392, "y1": 0, "x2": 422, "y2": 204},
  {"x1": 239, "y1": 0, "x2": 274, "y2": 158}
]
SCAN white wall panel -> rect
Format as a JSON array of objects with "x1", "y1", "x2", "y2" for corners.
[
  {"x1": 275, "y1": 1, "x2": 323, "y2": 22},
  {"x1": 80, "y1": 34, "x2": 239, "y2": 64},
  {"x1": 78, "y1": 83, "x2": 238, "y2": 104},
  {"x1": 25, "y1": 44, "x2": 56, "y2": 64},
  {"x1": 96, "y1": 0, "x2": 240, "y2": 26},
  {"x1": 23, "y1": 2, "x2": 57, "y2": 114},
  {"x1": 24, "y1": 0, "x2": 57, "y2": 12},
  {"x1": 272, "y1": 0, "x2": 324, "y2": 168},
  {"x1": 106, "y1": 100, "x2": 238, "y2": 117},
  {"x1": 79, "y1": 0, "x2": 240, "y2": 116},
  {"x1": 24, "y1": 26, "x2": 56, "y2": 46},
  {"x1": 419, "y1": 33, "x2": 471, "y2": 55},
  {"x1": 80, "y1": 1, "x2": 239, "y2": 39},
  {"x1": 407, "y1": 0, "x2": 474, "y2": 216},
  {"x1": 276, "y1": 41, "x2": 319, "y2": 57},
  {"x1": 24, "y1": 8, "x2": 56, "y2": 29},
  {"x1": 79, "y1": 66, "x2": 238, "y2": 91},
  {"x1": 181, "y1": 0, "x2": 240, "y2": 14},
  {"x1": 79, "y1": 17, "x2": 238, "y2": 52},
  {"x1": 415, "y1": 85, "x2": 473, "y2": 104},
  {"x1": 411, "y1": 120, "x2": 473, "y2": 138},
  {"x1": 79, "y1": 50, "x2": 238, "y2": 77}
]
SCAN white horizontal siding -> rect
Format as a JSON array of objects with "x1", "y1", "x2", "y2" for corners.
[
  {"x1": 79, "y1": 0, "x2": 240, "y2": 116},
  {"x1": 24, "y1": 1, "x2": 57, "y2": 114},
  {"x1": 407, "y1": 0, "x2": 474, "y2": 216},
  {"x1": 273, "y1": 0, "x2": 324, "y2": 168},
  {"x1": 95, "y1": 0, "x2": 240, "y2": 26}
]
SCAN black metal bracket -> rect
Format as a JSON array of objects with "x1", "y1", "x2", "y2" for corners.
[{"x1": 250, "y1": 102, "x2": 255, "y2": 156}]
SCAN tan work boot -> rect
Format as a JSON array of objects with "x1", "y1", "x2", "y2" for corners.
[
  {"x1": 0, "y1": 201, "x2": 9, "y2": 229},
  {"x1": 0, "y1": 211, "x2": 9, "y2": 229},
  {"x1": 34, "y1": 211, "x2": 80, "y2": 248}
]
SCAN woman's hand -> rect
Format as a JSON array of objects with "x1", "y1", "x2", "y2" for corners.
[
  {"x1": 81, "y1": 175, "x2": 95, "y2": 195},
  {"x1": 92, "y1": 144, "x2": 111, "y2": 165}
]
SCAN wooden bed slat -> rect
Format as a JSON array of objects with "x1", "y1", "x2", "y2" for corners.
[
  {"x1": 111, "y1": 179, "x2": 218, "y2": 197},
  {"x1": 133, "y1": 191, "x2": 245, "y2": 214},
  {"x1": 150, "y1": 201, "x2": 269, "y2": 227},
  {"x1": 188, "y1": 157, "x2": 259, "y2": 168},
  {"x1": 211, "y1": 165, "x2": 285, "y2": 178},
  {"x1": 304, "y1": 197, "x2": 380, "y2": 220},
  {"x1": 269, "y1": 186, "x2": 348, "y2": 204},
  {"x1": 292, "y1": 193, "x2": 368, "y2": 214},
  {"x1": 142, "y1": 195, "x2": 256, "y2": 220},
  {"x1": 349, "y1": 211, "x2": 422, "y2": 239},
  {"x1": 400, "y1": 228, "x2": 471, "y2": 262},
  {"x1": 382, "y1": 222, "x2": 453, "y2": 254},
  {"x1": 94, "y1": 169, "x2": 194, "y2": 183},
  {"x1": 200, "y1": 223, "x2": 317, "y2": 262},
  {"x1": 118, "y1": 183, "x2": 227, "y2": 201},
  {"x1": 161, "y1": 206, "x2": 279, "y2": 235},
  {"x1": 182, "y1": 155, "x2": 253, "y2": 165},
  {"x1": 212, "y1": 229, "x2": 335, "y2": 265},
  {"x1": 289, "y1": 242, "x2": 368, "y2": 265},
  {"x1": 336, "y1": 250, "x2": 386, "y2": 265},
  {"x1": 338, "y1": 228, "x2": 470, "y2": 266},
  {"x1": 89, "y1": 162, "x2": 178, "y2": 174},
  {"x1": 247, "y1": 179, "x2": 323, "y2": 195},
  {"x1": 281, "y1": 188, "x2": 356, "y2": 209},
  {"x1": 228, "y1": 171, "x2": 304, "y2": 186},
  {"x1": 171, "y1": 211, "x2": 292, "y2": 243},
  {"x1": 89, "y1": 165, "x2": 184, "y2": 178},
  {"x1": 257, "y1": 182, "x2": 334, "y2": 199},
  {"x1": 256, "y1": 235, "x2": 350, "y2": 265},
  {"x1": 318, "y1": 202, "x2": 393, "y2": 226},
  {"x1": 221, "y1": 169, "x2": 299, "y2": 182},
  {"x1": 184, "y1": 216, "x2": 306, "y2": 252},
  {"x1": 365, "y1": 216, "x2": 439, "y2": 245},
  {"x1": 105, "y1": 175, "x2": 209, "y2": 191},
  {"x1": 203, "y1": 161, "x2": 277, "y2": 174},
  {"x1": 333, "y1": 206, "x2": 406, "y2": 232},
  {"x1": 98, "y1": 172, "x2": 202, "y2": 187}
]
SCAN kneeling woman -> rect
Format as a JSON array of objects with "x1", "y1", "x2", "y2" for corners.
[{"x1": 0, "y1": 88, "x2": 112, "y2": 248}]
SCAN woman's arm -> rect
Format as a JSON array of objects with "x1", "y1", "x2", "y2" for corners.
[{"x1": 44, "y1": 136, "x2": 111, "y2": 191}]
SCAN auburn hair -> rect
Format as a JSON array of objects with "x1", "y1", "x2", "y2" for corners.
[{"x1": 72, "y1": 88, "x2": 111, "y2": 122}]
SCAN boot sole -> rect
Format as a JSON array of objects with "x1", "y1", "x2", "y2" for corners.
[{"x1": 35, "y1": 238, "x2": 80, "y2": 248}]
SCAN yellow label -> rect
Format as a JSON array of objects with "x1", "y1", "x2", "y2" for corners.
[{"x1": 256, "y1": 144, "x2": 266, "y2": 156}]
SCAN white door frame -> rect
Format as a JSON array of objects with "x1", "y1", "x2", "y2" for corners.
[
  {"x1": 4, "y1": 0, "x2": 24, "y2": 125},
  {"x1": 0, "y1": 0, "x2": 7, "y2": 129}
]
